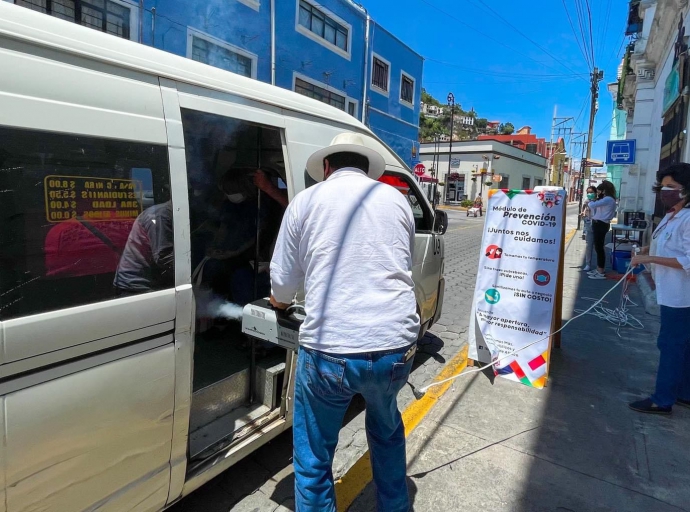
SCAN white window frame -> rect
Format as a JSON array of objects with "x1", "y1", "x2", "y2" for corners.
[
  {"x1": 295, "y1": 0, "x2": 352, "y2": 61},
  {"x1": 371, "y1": 53, "x2": 391, "y2": 97},
  {"x1": 399, "y1": 70, "x2": 415, "y2": 108},
  {"x1": 236, "y1": 0, "x2": 260, "y2": 11},
  {"x1": 292, "y1": 72, "x2": 357, "y2": 113},
  {"x1": 186, "y1": 27, "x2": 258, "y2": 79},
  {"x1": 346, "y1": 99, "x2": 359, "y2": 118},
  {"x1": 6, "y1": 0, "x2": 139, "y2": 41}
]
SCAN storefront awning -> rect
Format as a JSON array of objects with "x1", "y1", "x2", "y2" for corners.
[{"x1": 418, "y1": 173, "x2": 438, "y2": 183}]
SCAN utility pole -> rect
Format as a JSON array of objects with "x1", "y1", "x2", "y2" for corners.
[
  {"x1": 432, "y1": 134, "x2": 440, "y2": 208},
  {"x1": 447, "y1": 93, "x2": 455, "y2": 203},
  {"x1": 577, "y1": 67, "x2": 604, "y2": 230}
]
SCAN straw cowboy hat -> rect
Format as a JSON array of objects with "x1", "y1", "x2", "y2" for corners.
[{"x1": 306, "y1": 132, "x2": 386, "y2": 182}]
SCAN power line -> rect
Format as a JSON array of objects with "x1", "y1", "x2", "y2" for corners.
[
  {"x1": 562, "y1": 0, "x2": 592, "y2": 70},
  {"x1": 583, "y1": 0, "x2": 596, "y2": 67},
  {"x1": 574, "y1": 93, "x2": 590, "y2": 129},
  {"x1": 424, "y1": 60, "x2": 587, "y2": 80},
  {"x1": 417, "y1": 0, "x2": 590, "y2": 81},
  {"x1": 595, "y1": 0, "x2": 613, "y2": 65},
  {"x1": 574, "y1": 0, "x2": 593, "y2": 69},
  {"x1": 463, "y1": 0, "x2": 590, "y2": 77},
  {"x1": 594, "y1": 117, "x2": 614, "y2": 142}
]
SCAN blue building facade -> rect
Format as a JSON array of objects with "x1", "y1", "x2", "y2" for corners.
[{"x1": 7, "y1": 0, "x2": 422, "y2": 167}]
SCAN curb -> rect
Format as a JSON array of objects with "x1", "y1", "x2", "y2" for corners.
[
  {"x1": 636, "y1": 271, "x2": 660, "y2": 317},
  {"x1": 437, "y1": 205, "x2": 468, "y2": 212}
]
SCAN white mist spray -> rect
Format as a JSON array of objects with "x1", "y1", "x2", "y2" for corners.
[{"x1": 195, "y1": 289, "x2": 244, "y2": 321}]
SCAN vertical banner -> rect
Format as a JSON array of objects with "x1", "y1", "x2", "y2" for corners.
[{"x1": 468, "y1": 188, "x2": 566, "y2": 389}]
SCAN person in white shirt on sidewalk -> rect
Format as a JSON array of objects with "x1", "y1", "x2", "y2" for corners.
[
  {"x1": 586, "y1": 181, "x2": 617, "y2": 279},
  {"x1": 270, "y1": 133, "x2": 419, "y2": 512},
  {"x1": 629, "y1": 163, "x2": 690, "y2": 414}
]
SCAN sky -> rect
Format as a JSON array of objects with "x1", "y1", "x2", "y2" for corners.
[{"x1": 365, "y1": 0, "x2": 629, "y2": 162}]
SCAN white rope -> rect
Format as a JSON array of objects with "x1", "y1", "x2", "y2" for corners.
[
  {"x1": 574, "y1": 269, "x2": 645, "y2": 334},
  {"x1": 418, "y1": 266, "x2": 638, "y2": 394}
]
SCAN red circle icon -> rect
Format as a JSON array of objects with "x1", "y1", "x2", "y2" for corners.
[{"x1": 485, "y1": 245, "x2": 503, "y2": 259}]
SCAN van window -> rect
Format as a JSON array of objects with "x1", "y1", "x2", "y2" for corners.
[
  {"x1": 0, "y1": 126, "x2": 172, "y2": 321},
  {"x1": 182, "y1": 108, "x2": 287, "y2": 309},
  {"x1": 379, "y1": 173, "x2": 433, "y2": 232}
]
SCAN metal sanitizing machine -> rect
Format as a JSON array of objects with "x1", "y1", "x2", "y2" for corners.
[{"x1": 242, "y1": 299, "x2": 304, "y2": 351}]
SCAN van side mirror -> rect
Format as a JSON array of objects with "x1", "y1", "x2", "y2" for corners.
[{"x1": 434, "y1": 210, "x2": 448, "y2": 235}]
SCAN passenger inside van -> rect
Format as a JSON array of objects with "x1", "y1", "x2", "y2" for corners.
[{"x1": 198, "y1": 168, "x2": 286, "y2": 306}]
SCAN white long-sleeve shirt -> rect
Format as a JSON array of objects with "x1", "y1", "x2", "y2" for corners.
[
  {"x1": 587, "y1": 196, "x2": 617, "y2": 222},
  {"x1": 650, "y1": 208, "x2": 690, "y2": 308},
  {"x1": 270, "y1": 168, "x2": 420, "y2": 353}
]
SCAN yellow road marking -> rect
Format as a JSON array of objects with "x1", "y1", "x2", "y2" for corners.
[
  {"x1": 334, "y1": 346, "x2": 469, "y2": 511},
  {"x1": 564, "y1": 227, "x2": 577, "y2": 245},
  {"x1": 446, "y1": 224, "x2": 484, "y2": 233}
]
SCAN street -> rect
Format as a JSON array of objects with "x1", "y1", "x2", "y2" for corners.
[{"x1": 170, "y1": 204, "x2": 581, "y2": 512}]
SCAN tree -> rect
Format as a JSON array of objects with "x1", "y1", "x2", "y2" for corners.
[
  {"x1": 475, "y1": 118, "x2": 488, "y2": 130},
  {"x1": 501, "y1": 122, "x2": 515, "y2": 135},
  {"x1": 421, "y1": 88, "x2": 441, "y2": 107}
]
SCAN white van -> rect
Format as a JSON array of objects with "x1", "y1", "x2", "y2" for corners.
[{"x1": 0, "y1": 4, "x2": 446, "y2": 511}]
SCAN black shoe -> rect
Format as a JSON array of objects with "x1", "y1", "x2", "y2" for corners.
[
  {"x1": 628, "y1": 398, "x2": 672, "y2": 415},
  {"x1": 677, "y1": 398, "x2": 690, "y2": 409}
]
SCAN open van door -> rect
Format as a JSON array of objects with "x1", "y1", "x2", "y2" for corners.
[{"x1": 378, "y1": 170, "x2": 444, "y2": 333}]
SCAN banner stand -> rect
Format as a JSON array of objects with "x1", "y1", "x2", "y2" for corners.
[{"x1": 467, "y1": 187, "x2": 567, "y2": 389}]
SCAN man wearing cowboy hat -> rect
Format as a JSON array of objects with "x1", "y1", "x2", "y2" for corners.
[{"x1": 270, "y1": 132, "x2": 419, "y2": 512}]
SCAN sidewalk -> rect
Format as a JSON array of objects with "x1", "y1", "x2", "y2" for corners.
[{"x1": 350, "y1": 232, "x2": 690, "y2": 511}]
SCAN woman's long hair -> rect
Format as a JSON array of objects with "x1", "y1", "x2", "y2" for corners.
[{"x1": 596, "y1": 180, "x2": 616, "y2": 198}]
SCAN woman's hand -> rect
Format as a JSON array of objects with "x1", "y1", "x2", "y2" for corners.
[{"x1": 631, "y1": 255, "x2": 653, "y2": 267}]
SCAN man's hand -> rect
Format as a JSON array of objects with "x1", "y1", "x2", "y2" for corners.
[{"x1": 270, "y1": 294, "x2": 290, "y2": 310}]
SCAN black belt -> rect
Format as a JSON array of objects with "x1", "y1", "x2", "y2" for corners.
[{"x1": 592, "y1": 220, "x2": 610, "y2": 225}]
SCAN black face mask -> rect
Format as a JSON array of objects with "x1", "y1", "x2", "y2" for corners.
[{"x1": 659, "y1": 187, "x2": 684, "y2": 209}]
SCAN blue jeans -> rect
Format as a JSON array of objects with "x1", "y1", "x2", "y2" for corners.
[
  {"x1": 651, "y1": 305, "x2": 690, "y2": 408},
  {"x1": 293, "y1": 344, "x2": 414, "y2": 512}
]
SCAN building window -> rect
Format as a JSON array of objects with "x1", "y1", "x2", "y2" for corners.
[
  {"x1": 525, "y1": 143, "x2": 538, "y2": 154},
  {"x1": 348, "y1": 101, "x2": 356, "y2": 117},
  {"x1": 372, "y1": 57, "x2": 389, "y2": 93},
  {"x1": 14, "y1": 0, "x2": 134, "y2": 39},
  {"x1": 534, "y1": 178, "x2": 543, "y2": 187},
  {"x1": 295, "y1": 77, "x2": 346, "y2": 110},
  {"x1": 499, "y1": 176, "x2": 509, "y2": 189},
  {"x1": 522, "y1": 176, "x2": 531, "y2": 190},
  {"x1": 189, "y1": 32, "x2": 255, "y2": 78},
  {"x1": 401, "y1": 73, "x2": 414, "y2": 105},
  {"x1": 298, "y1": 0, "x2": 348, "y2": 52}
]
